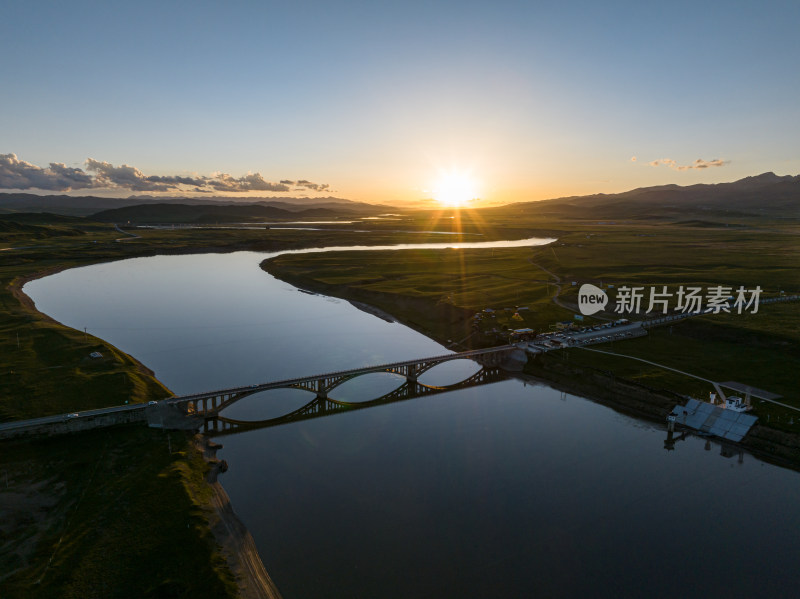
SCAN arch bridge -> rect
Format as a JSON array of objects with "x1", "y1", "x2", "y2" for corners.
[
  {"x1": 166, "y1": 345, "x2": 518, "y2": 420},
  {"x1": 204, "y1": 364, "x2": 506, "y2": 436}
]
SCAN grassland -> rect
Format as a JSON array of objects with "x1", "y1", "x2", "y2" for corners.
[
  {"x1": 263, "y1": 213, "x2": 800, "y2": 442},
  {"x1": 1, "y1": 428, "x2": 237, "y2": 599}
]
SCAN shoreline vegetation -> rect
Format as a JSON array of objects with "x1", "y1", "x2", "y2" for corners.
[
  {"x1": 1, "y1": 206, "x2": 798, "y2": 596},
  {"x1": 260, "y1": 257, "x2": 800, "y2": 469},
  {"x1": 197, "y1": 436, "x2": 283, "y2": 599}
]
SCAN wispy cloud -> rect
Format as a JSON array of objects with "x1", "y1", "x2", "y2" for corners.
[
  {"x1": 0, "y1": 153, "x2": 328, "y2": 194},
  {"x1": 648, "y1": 157, "x2": 729, "y2": 171},
  {"x1": 203, "y1": 172, "x2": 291, "y2": 193},
  {"x1": 281, "y1": 179, "x2": 331, "y2": 192},
  {"x1": 648, "y1": 158, "x2": 677, "y2": 168}
]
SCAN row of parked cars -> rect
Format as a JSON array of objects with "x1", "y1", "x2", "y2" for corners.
[{"x1": 530, "y1": 320, "x2": 639, "y2": 349}]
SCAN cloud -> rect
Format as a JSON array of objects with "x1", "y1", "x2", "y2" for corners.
[
  {"x1": 0, "y1": 153, "x2": 96, "y2": 191},
  {"x1": 0, "y1": 153, "x2": 329, "y2": 194},
  {"x1": 86, "y1": 158, "x2": 171, "y2": 192},
  {"x1": 146, "y1": 174, "x2": 207, "y2": 187},
  {"x1": 676, "y1": 158, "x2": 728, "y2": 171},
  {"x1": 279, "y1": 179, "x2": 331, "y2": 192},
  {"x1": 205, "y1": 172, "x2": 290, "y2": 193},
  {"x1": 295, "y1": 179, "x2": 330, "y2": 192},
  {"x1": 648, "y1": 157, "x2": 728, "y2": 171},
  {"x1": 648, "y1": 158, "x2": 677, "y2": 168}
]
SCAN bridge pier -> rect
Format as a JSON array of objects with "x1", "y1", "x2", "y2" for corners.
[{"x1": 316, "y1": 378, "x2": 327, "y2": 399}]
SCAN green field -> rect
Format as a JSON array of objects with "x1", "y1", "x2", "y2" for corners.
[
  {"x1": 1, "y1": 428, "x2": 237, "y2": 599},
  {"x1": 263, "y1": 212, "x2": 800, "y2": 435}
]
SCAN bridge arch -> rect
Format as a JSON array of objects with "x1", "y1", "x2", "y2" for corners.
[
  {"x1": 171, "y1": 345, "x2": 517, "y2": 419},
  {"x1": 203, "y1": 366, "x2": 507, "y2": 436}
]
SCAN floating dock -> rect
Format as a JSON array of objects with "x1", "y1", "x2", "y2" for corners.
[{"x1": 671, "y1": 398, "x2": 758, "y2": 442}]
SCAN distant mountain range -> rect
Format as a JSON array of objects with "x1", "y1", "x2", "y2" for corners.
[
  {"x1": 494, "y1": 172, "x2": 800, "y2": 219},
  {"x1": 0, "y1": 193, "x2": 395, "y2": 217},
  {"x1": 89, "y1": 203, "x2": 354, "y2": 224},
  {"x1": 1, "y1": 172, "x2": 798, "y2": 221}
]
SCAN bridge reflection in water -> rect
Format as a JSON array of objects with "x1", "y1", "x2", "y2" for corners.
[{"x1": 203, "y1": 366, "x2": 507, "y2": 436}]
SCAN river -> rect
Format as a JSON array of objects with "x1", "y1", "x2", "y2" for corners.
[{"x1": 24, "y1": 242, "x2": 800, "y2": 599}]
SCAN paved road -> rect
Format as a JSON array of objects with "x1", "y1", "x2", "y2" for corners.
[
  {"x1": 0, "y1": 403, "x2": 147, "y2": 433},
  {"x1": 114, "y1": 223, "x2": 141, "y2": 240}
]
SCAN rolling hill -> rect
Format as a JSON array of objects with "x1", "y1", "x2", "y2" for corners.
[
  {"x1": 89, "y1": 203, "x2": 351, "y2": 224},
  {"x1": 492, "y1": 172, "x2": 800, "y2": 220},
  {"x1": 0, "y1": 193, "x2": 394, "y2": 217}
]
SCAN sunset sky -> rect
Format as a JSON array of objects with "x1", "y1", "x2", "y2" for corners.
[{"x1": 2, "y1": 1, "x2": 799, "y2": 206}]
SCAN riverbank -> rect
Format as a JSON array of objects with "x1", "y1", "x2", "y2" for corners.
[
  {"x1": 3, "y1": 267, "x2": 173, "y2": 422},
  {"x1": 3, "y1": 270, "x2": 276, "y2": 598},
  {"x1": 260, "y1": 254, "x2": 488, "y2": 348},
  {"x1": 1, "y1": 224, "x2": 340, "y2": 596},
  {"x1": 9, "y1": 264, "x2": 166, "y2": 387},
  {"x1": 261, "y1": 242, "x2": 800, "y2": 468},
  {"x1": 523, "y1": 352, "x2": 800, "y2": 470},
  {"x1": 196, "y1": 436, "x2": 283, "y2": 599},
  {"x1": 0, "y1": 427, "x2": 240, "y2": 599}
]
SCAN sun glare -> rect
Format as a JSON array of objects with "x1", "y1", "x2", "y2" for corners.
[{"x1": 433, "y1": 170, "x2": 479, "y2": 208}]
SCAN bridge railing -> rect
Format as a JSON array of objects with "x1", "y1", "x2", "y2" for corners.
[{"x1": 168, "y1": 345, "x2": 514, "y2": 404}]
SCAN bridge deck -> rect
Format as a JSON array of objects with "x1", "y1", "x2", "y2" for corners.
[{"x1": 167, "y1": 345, "x2": 514, "y2": 404}]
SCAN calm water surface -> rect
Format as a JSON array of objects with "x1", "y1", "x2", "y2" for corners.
[{"x1": 25, "y1": 247, "x2": 800, "y2": 599}]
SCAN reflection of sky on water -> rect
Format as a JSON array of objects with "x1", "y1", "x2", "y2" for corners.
[
  {"x1": 26, "y1": 251, "x2": 455, "y2": 395},
  {"x1": 220, "y1": 359, "x2": 483, "y2": 421},
  {"x1": 220, "y1": 379, "x2": 800, "y2": 599}
]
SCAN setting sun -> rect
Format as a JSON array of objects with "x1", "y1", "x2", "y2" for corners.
[{"x1": 433, "y1": 170, "x2": 479, "y2": 207}]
